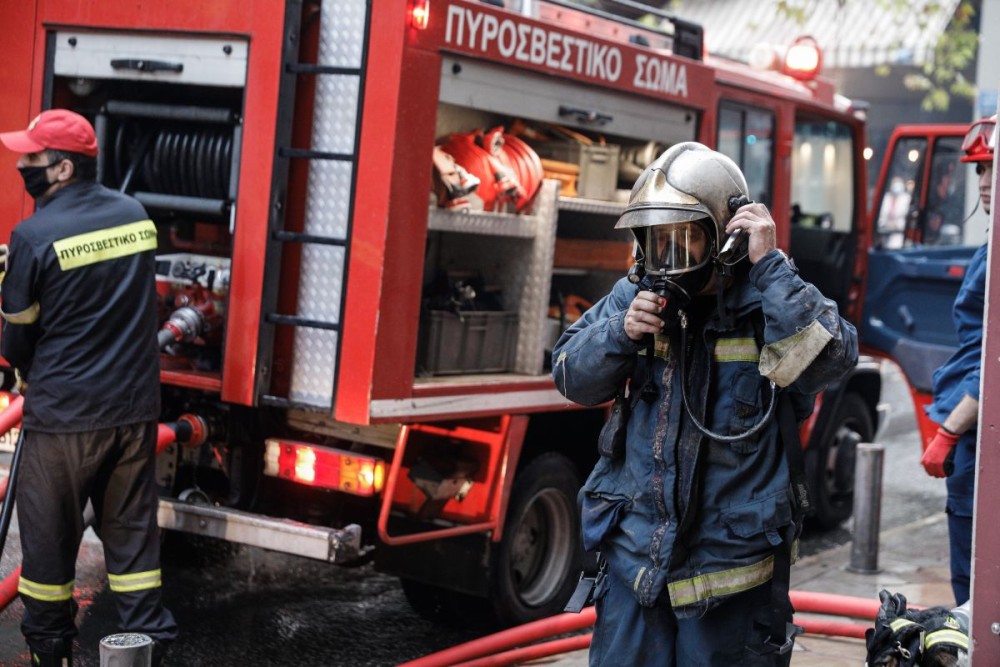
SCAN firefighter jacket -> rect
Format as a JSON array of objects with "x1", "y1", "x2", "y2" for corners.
[
  {"x1": 552, "y1": 249, "x2": 858, "y2": 617},
  {"x1": 0, "y1": 180, "x2": 160, "y2": 432}
]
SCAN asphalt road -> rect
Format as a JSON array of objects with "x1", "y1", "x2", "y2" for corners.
[{"x1": 0, "y1": 361, "x2": 947, "y2": 666}]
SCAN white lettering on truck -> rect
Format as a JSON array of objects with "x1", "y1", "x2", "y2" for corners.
[
  {"x1": 633, "y1": 54, "x2": 688, "y2": 97},
  {"x1": 445, "y1": 4, "x2": 634, "y2": 86}
]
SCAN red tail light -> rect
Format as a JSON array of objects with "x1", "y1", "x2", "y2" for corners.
[
  {"x1": 409, "y1": 0, "x2": 430, "y2": 30},
  {"x1": 264, "y1": 439, "x2": 385, "y2": 496}
]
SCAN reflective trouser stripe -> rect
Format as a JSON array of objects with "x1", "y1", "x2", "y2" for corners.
[
  {"x1": 667, "y1": 555, "x2": 774, "y2": 608},
  {"x1": 925, "y1": 628, "x2": 969, "y2": 650},
  {"x1": 18, "y1": 577, "x2": 74, "y2": 602},
  {"x1": 714, "y1": 337, "x2": 759, "y2": 362},
  {"x1": 108, "y1": 569, "x2": 162, "y2": 593}
]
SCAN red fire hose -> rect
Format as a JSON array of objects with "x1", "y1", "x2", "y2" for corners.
[{"x1": 403, "y1": 589, "x2": 898, "y2": 667}]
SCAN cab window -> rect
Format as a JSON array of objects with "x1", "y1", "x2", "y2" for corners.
[
  {"x1": 873, "y1": 137, "x2": 927, "y2": 249},
  {"x1": 789, "y1": 118, "x2": 856, "y2": 310},
  {"x1": 717, "y1": 102, "x2": 774, "y2": 206}
]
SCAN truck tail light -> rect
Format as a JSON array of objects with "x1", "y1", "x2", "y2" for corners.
[
  {"x1": 264, "y1": 439, "x2": 386, "y2": 496},
  {"x1": 409, "y1": 0, "x2": 430, "y2": 30}
]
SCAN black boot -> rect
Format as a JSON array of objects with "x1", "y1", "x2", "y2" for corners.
[{"x1": 29, "y1": 638, "x2": 72, "y2": 667}]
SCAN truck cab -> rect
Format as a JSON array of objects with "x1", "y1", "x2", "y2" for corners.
[{"x1": 863, "y1": 123, "x2": 982, "y2": 446}]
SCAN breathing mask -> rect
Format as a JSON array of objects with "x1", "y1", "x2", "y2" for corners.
[{"x1": 617, "y1": 142, "x2": 750, "y2": 312}]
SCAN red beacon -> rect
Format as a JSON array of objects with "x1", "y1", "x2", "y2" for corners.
[{"x1": 749, "y1": 35, "x2": 823, "y2": 82}]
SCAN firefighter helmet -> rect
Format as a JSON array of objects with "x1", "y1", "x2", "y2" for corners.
[
  {"x1": 960, "y1": 115, "x2": 996, "y2": 163},
  {"x1": 615, "y1": 141, "x2": 749, "y2": 276}
]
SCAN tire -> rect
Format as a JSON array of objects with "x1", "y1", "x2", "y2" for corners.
[
  {"x1": 488, "y1": 453, "x2": 582, "y2": 627},
  {"x1": 805, "y1": 393, "x2": 874, "y2": 530}
]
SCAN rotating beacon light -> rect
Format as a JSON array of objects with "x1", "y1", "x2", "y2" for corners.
[{"x1": 749, "y1": 35, "x2": 822, "y2": 82}]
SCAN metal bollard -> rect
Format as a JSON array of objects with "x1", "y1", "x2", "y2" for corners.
[
  {"x1": 100, "y1": 633, "x2": 152, "y2": 667},
  {"x1": 847, "y1": 442, "x2": 884, "y2": 574}
]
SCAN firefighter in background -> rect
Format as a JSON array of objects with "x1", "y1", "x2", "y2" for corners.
[
  {"x1": 921, "y1": 114, "x2": 996, "y2": 606},
  {"x1": 0, "y1": 110, "x2": 177, "y2": 666},
  {"x1": 552, "y1": 143, "x2": 857, "y2": 665}
]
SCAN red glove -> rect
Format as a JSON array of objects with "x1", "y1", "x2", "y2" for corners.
[{"x1": 921, "y1": 427, "x2": 960, "y2": 478}]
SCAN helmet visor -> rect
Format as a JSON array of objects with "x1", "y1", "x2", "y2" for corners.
[
  {"x1": 961, "y1": 118, "x2": 997, "y2": 153},
  {"x1": 644, "y1": 220, "x2": 712, "y2": 276}
]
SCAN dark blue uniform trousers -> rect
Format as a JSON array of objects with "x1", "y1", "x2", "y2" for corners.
[
  {"x1": 589, "y1": 570, "x2": 793, "y2": 667},
  {"x1": 16, "y1": 422, "x2": 177, "y2": 651}
]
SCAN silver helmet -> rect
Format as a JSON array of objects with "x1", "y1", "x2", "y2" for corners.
[{"x1": 616, "y1": 142, "x2": 749, "y2": 277}]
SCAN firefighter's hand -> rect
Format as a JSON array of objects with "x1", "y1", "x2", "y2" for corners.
[
  {"x1": 725, "y1": 203, "x2": 776, "y2": 264},
  {"x1": 624, "y1": 291, "x2": 665, "y2": 341},
  {"x1": 921, "y1": 427, "x2": 960, "y2": 478}
]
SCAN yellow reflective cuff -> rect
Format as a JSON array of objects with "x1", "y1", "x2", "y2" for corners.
[
  {"x1": 1, "y1": 301, "x2": 40, "y2": 324},
  {"x1": 667, "y1": 555, "x2": 774, "y2": 607},
  {"x1": 18, "y1": 577, "x2": 74, "y2": 602},
  {"x1": 889, "y1": 618, "x2": 919, "y2": 632},
  {"x1": 52, "y1": 219, "x2": 157, "y2": 271},
  {"x1": 108, "y1": 569, "x2": 162, "y2": 593},
  {"x1": 714, "y1": 337, "x2": 759, "y2": 362},
  {"x1": 925, "y1": 628, "x2": 969, "y2": 650}
]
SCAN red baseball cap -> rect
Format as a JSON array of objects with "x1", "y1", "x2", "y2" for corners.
[{"x1": 0, "y1": 109, "x2": 98, "y2": 157}]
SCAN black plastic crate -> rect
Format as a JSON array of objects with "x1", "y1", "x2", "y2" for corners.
[{"x1": 418, "y1": 310, "x2": 518, "y2": 375}]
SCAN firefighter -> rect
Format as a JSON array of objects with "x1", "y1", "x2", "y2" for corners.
[
  {"x1": 920, "y1": 114, "x2": 996, "y2": 605},
  {"x1": 0, "y1": 109, "x2": 177, "y2": 666},
  {"x1": 552, "y1": 142, "x2": 857, "y2": 666}
]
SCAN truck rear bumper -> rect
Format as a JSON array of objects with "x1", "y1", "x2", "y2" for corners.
[{"x1": 157, "y1": 498, "x2": 362, "y2": 563}]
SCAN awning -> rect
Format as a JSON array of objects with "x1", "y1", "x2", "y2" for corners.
[{"x1": 670, "y1": 0, "x2": 961, "y2": 69}]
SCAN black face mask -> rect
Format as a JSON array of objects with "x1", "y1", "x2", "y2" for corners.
[{"x1": 18, "y1": 163, "x2": 58, "y2": 199}]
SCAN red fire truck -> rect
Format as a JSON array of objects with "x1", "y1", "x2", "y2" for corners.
[
  {"x1": 0, "y1": 0, "x2": 882, "y2": 627},
  {"x1": 865, "y1": 123, "x2": 982, "y2": 449}
]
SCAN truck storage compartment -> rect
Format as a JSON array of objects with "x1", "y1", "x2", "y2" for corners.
[
  {"x1": 49, "y1": 29, "x2": 247, "y2": 387},
  {"x1": 424, "y1": 67, "x2": 698, "y2": 382},
  {"x1": 533, "y1": 141, "x2": 621, "y2": 200}
]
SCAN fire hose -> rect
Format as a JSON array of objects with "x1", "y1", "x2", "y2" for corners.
[{"x1": 400, "y1": 589, "x2": 914, "y2": 667}]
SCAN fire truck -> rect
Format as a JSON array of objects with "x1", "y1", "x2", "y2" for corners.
[
  {"x1": 865, "y1": 123, "x2": 983, "y2": 448},
  {"x1": 0, "y1": 0, "x2": 883, "y2": 627}
]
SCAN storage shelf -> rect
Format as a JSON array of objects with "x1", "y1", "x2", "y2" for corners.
[
  {"x1": 427, "y1": 207, "x2": 539, "y2": 238},
  {"x1": 557, "y1": 195, "x2": 626, "y2": 216}
]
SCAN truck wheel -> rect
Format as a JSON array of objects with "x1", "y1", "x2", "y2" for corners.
[
  {"x1": 806, "y1": 393, "x2": 874, "y2": 530},
  {"x1": 489, "y1": 453, "x2": 581, "y2": 627}
]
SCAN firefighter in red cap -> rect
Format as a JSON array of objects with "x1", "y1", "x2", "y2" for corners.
[
  {"x1": 921, "y1": 114, "x2": 996, "y2": 605},
  {"x1": 0, "y1": 109, "x2": 177, "y2": 665}
]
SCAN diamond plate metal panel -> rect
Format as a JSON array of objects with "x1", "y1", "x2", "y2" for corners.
[
  {"x1": 304, "y1": 159, "x2": 352, "y2": 238},
  {"x1": 311, "y1": 75, "x2": 360, "y2": 155},
  {"x1": 318, "y1": 0, "x2": 367, "y2": 68},
  {"x1": 431, "y1": 181, "x2": 559, "y2": 375},
  {"x1": 289, "y1": 328, "x2": 338, "y2": 407},
  {"x1": 297, "y1": 245, "x2": 346, "y2": 321}
]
